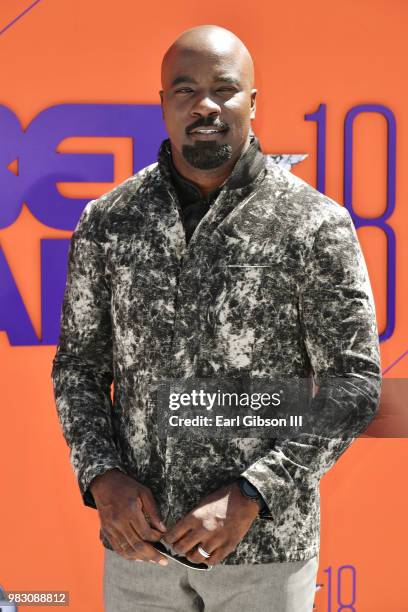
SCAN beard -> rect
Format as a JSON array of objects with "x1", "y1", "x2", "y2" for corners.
[{"x1": 181, "y1": 140, "x2": 233, "y2": 169}]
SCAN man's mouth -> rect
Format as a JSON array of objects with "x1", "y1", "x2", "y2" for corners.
[
  {"x1": 189, "y1": 128, "x2": 226, "y2": 134},
  {"x1": 187, "y1": 127, "x2": 228, "y2": 139}
]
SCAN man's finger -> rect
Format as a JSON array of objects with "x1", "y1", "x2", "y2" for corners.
[
  {"x1": 120, "y1": 523, "x2": 151, "y2": 554},
  {"x1": 103, "y1": 528, "x2": 143, "y2": 561},
  {"x1": 171, "y1": 529, "x2": 205, "y2": 556},
  {"x1": 105, "y1": 527, "x2": 168, "y2": 565},
  {"x1": 143, "y1": 542, "x2": 169, "y2": 565},
  {"x1": 186, "y1": 538, "x2": 221, "y2": 565},
  {"x1": 103, "y1": 522, "x2": 146, "y2": 559},
  {"x1": 163, "y1": 515, "x2": 195, "y2": 544},
  {"x1": 139, "y1": 488, "x2": 167, "y2": 533},
  {"x1": 129, "y1": 503, "x2": 165, "y2": 542},
  {"x1": 204, "y1": 543, "x2": 234, "y2": 566}
]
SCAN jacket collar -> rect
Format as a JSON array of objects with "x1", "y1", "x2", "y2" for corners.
[{"x1": 157, "y1": 135, "x2": 266, "y2": 207}]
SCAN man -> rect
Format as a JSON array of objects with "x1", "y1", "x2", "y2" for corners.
[{"x1": 51, "y1": 25, "x2": 381, "y2": 612}]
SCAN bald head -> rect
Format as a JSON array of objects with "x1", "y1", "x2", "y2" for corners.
[{"x1": 161, "y1": 25, "x2": 254, "y2": 89}]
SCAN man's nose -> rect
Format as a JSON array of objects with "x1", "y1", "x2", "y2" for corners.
[{"x1": 190, "y1": 95, "x2": 221, "y2": 118}]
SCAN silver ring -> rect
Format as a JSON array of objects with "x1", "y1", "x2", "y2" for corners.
[{"x1": 197, "y1": 544, "x2": 211, "y2": 559}]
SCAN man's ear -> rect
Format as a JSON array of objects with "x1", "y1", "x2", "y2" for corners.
[
  {"x1": 159, "y1": 90, "x2": 164, "y2": 119},
  {"x1": 250, "y1": 89, "x2": 257, "y2": 120}
]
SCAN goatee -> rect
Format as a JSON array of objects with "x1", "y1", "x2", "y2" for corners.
[{"x1": 182, "y1": 141, "x2": 233, "y2": 170}]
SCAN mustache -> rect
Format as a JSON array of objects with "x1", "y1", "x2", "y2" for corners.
[{"x1": 186, "y1": 118, "x2": 229, "y2": 134}]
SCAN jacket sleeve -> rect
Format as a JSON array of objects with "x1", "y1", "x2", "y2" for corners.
[
  {"x1": 240, "y1": 204, "x2": 382, "y2": 520},
  {"x1": 51, "y1": 199, "x2": 127, "y2": 510}
]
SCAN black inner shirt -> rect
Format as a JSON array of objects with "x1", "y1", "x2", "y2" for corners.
[{"x1": 167, "y1": 135, "x2": 266, "y2": 245}]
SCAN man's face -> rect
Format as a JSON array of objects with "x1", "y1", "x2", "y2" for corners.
[{"x1": 160, "y1": 48, "x2": 256, "y2": 170}]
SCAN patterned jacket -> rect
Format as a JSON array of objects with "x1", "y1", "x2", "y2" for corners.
[{"x1": 51, "y1": 137, "x2": 381, "y2": 564}]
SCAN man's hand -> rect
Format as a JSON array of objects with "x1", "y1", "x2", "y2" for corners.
[
  {"x1": 162, "y1": 481, "x2": 260, "y2": 565},
  {"x1": 90, "y1": 468, "x2": 168, "y2": 565}
]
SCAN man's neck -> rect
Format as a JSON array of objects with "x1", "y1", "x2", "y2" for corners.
[{"x1": 170, "y1": 137, "x2": 251, "y2": 197}]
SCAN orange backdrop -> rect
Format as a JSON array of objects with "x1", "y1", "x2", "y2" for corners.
[{"x1": 0, "y1": 1, "x2": 407, "y2": 610}]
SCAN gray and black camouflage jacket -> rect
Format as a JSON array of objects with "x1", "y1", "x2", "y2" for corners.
[{"x1": 51, "y1": 137, "x2": 381, "y2": 564}]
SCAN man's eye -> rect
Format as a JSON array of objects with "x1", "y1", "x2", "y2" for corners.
[
  {"x1": 217, "y1": 87, "x2": 236, "y2": 92},
  {"x1": 175, "y1": 88, "x2": 193, "y2": 93}
]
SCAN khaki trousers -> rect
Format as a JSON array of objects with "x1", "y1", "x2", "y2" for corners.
[{"x1": 103, "y1": 547, "x2": 319, "y2": 612}]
